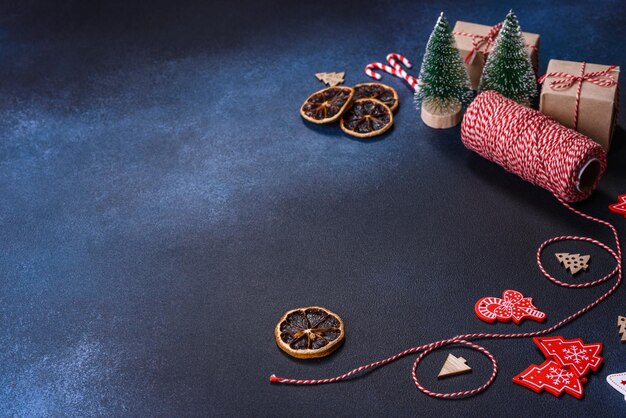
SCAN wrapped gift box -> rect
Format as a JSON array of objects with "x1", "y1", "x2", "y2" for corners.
[
  {"x1": 452, "y1": 21, "x2": 540, "y2": 90},
  {"x1": 539, "y1": 59, "x2": 620, "y2": 151}
]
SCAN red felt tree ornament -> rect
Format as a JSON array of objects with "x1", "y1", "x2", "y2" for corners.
[{"x1": 513, "y1": 336, "x2": 603, "y2": 399}]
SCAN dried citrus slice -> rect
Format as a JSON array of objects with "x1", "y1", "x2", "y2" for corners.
[
  {"x1": 340, "y1": 98, "x2": 393, "y2": 138},
  {"x1": 275, "y1": 306, "x2": 345, "y2": 359},
  {"x1": 300, "y1": 86, "x2": 354, "y2": 124},
  {"x1": 352, "y1": 83, "x2": 399, "y2": 112}
]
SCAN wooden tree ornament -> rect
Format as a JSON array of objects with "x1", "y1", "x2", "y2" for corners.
[
  {"x1": 315, "y1": 72, "x2": 345, "y2": 87},
  {"x1": 618, "y1": 316, "x2": 626, "y2": 343},
  {"x1": 438, "y1": 354, "x2": 472, "y2": 378},
  {"x1": 555, "y1": 253, "x2": 590, "y2": 275}
]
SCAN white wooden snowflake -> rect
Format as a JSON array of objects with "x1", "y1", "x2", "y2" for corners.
[
  {"x1": 564, "y1": 347, "x2": 589, "y2": 364},
  {"x1": 546, "y1": 367, "x2": 574, "y2": 385}
]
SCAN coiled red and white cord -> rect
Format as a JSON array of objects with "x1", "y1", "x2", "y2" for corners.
[{"x1": 270, "y1": 198, "x2": 621, "y2": 398}]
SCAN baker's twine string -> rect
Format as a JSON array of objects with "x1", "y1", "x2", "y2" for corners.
[
  {"x1": 452, "y1": 21, "x2": 537, "y2": 65},
  {"x1": 538, "y1": 62, "x2": 618, "y2": 130},
  {"x1": 453, "y1": 22, "x2": 502, "y2": 65},
  {"x1": 364, "y1": 52, "x2": 419, "y2": 93},
  {"x1": 271, "y1": 91, "x2": 621, "y2": 398},
  {"x1": 270, "y1": 197, "x2": 621, "y2": 398}
]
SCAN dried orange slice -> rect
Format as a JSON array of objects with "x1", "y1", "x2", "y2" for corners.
[
  {"x1": 300, "y1": 86, "x2": 354, "y2": 124},
  {"x1": 275, "y1": 306, "x2": 345, "y2": 359},
  {"x1": 340, "y1": 98, "x2": 393, "y2": 138},
  {"x1": 352, "y1": 83, "x2": 399, "y2": 112}
]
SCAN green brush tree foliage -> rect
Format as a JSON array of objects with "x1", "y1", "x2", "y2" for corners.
[
  {"x1": 479, "y1": 11, "x2": 537, "y2": 106},
  {"x1": 415, "y1": 12, "x2": 472, "y2": 112}
]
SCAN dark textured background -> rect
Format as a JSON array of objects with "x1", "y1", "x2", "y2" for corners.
[{"x1": 1, "y1": 0, "x2": 625, "y2": 416}]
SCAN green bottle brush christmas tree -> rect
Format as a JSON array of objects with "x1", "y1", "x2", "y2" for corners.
[
  {"x1": 479, "y1": 10, "x2": 537, "y2": 107},
  {"x1": 415, "y1": 12, "x2": 472, "y2": 129}
]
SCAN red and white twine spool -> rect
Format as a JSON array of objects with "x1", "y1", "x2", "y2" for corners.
[
  {"x1": 271, "y1": 91, "x2": 621, "y2": 399},
  {"x1": 462, "y1": 91, "x2": 607, "y2": 202}
]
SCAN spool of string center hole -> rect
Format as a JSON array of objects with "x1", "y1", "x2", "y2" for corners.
[
  {"x1": 577, "y1": 158, "x2": 601, "y2": 193},
  {"x1": 460, "y1": 91, "x2": 607, "y2": 202}
]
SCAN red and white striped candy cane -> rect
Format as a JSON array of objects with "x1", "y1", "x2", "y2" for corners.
[
  {"x1": 386, "y1": 53, "x2": 419, "y2": 92},
  {"x1": 386, "y1": 52, "x2": 412, "y2": 69},
  {"x1": 364, "y1": 52, "x2": 420, "y2": 92},
  {"x1": 364, "y1": 62, "x2": 401, "y2": 80}
]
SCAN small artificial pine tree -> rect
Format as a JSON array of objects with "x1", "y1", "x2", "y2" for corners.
[
  {"x1": 478, "y1": 10, "x2": 537, "y2": 106},
  {"x1": 415, "y1": 12, "x2": 472, "y2": 113}
]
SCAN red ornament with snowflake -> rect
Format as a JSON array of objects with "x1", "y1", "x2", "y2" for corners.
[
  {"x1": 513, "y1": 359, "x2": 586, "y2": 398},
  {"x1": 534, "y1": 336, "x2": 603, "y2": 376},
  {"x1": 513, "y1": 336, "x2": 603, "y2": 399},
  {"x1": 609, "y1": 195, "x2": 626, "y2": 218}
]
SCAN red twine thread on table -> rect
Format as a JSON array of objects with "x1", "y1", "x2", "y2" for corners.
[
  {"x1": 538, "y1": 62, "x2": 618, "y2": 130},
  {"x1": 270, "y1": 91, "x2": 621, "y2": 399},
  {"x1": 364, "y1": 52, "x2": 419, "y2": 92},
  {"x1": 452, "y1": 22, "x2": 537, "y2": 64}
]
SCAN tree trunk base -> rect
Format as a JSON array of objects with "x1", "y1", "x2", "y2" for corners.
[{"x1": 421, "y1": 102, "x2": 462, "y2": 129}]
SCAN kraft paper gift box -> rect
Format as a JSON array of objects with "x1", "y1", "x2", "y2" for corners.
[
  {"x1": 452, "y1": 21, "x2": 540, "y2": 90},
  {"x1": 539, "y1": 59, "x2": 620, "y2": 151}
]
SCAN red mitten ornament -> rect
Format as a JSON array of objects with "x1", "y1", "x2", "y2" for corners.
[
  {"x1": 513, "y1": 336, "x2": 603, "y2": 399},
  {"x1": 474, "y1": 290, "x2": 546, "y2": 325}
]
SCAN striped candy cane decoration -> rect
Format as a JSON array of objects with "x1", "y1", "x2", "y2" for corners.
[
  {"x1": 364, "y1": 52, "x2": 420, "y2": 92},
  {"x1": 386, "y1": 53, "x2": 419, "y2": 92},
  {"x1": 364, "y1": 61, "x2": 401, "y2": 80}
]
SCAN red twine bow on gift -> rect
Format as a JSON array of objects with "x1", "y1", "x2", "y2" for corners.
[
  {"x1": 453, "y1": 22, "x2": 503, "y2": 64},
  {"x1": 538, "y1": 62, "x2": 618, "y2": 130},
  {"x1": 453, "y1": 22, "x2": 538, "y2": 65}
]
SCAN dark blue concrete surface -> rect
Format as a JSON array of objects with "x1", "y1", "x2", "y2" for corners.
[{"x1": 1, "y1": 0, "x2": 626, "y2": 416}]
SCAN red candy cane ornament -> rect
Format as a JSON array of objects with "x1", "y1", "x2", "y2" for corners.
[
  {"x1": 475, "y1": 290, "x2": 546, "y2": 325},
  {"x1": 609, "y1": 194, "x2": 626, "y2": 218},
  {"x1": 365, "y1": 52, "x2": 419, "y2": 92}
]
